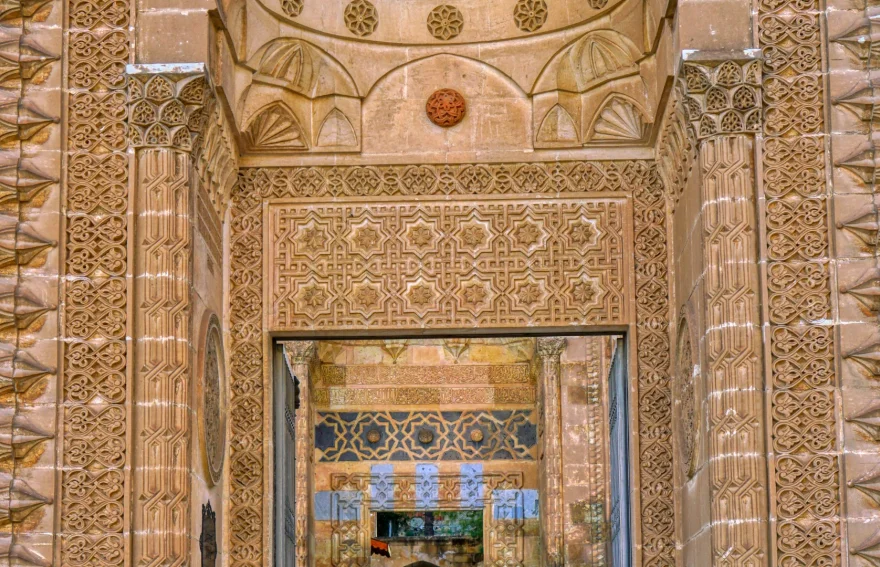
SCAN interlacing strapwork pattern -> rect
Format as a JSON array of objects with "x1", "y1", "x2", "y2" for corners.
[
  {"x1": 267, "y1": 198, "x2": 625, "y2": 330},
  {"x1": 63, "y1": 0, "x2": 131, "y2": 562},
  {"x1": 758, "y1": 0, "x2": 841, "y2": 561}
]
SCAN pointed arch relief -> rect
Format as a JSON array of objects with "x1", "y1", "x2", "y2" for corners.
[
  {"x1": 586, "y1": 94, "x2": 649, "y2": 145},
  {"x1": 249, "y1": 38, "x2": 359, "y2": 99},
  {"x1": 536, "y1": 104, "x2": 579, "y2": 145},
  {"x1": 533, "y1": 30, "x2": 641, "y2": 95},
  {"x1": 317, "y1": 108, "x2": 358, "y2": 147},
  {"x1": 243, "y1": 101, "x2": 309, "y2": 151}
]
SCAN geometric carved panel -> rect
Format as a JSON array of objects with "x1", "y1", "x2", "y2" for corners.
[
  {"x1": 268, "y1": 197, "x2": 628, "y2": 330},
  {"x1": 315, "y1": 410, "x2": 538, "y2": 461}
]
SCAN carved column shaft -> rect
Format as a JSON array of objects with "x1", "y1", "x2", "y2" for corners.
[
  {"x1": 699, "y1": 134, "x2": 769, "y2": 563},
  {"x1": 133, "y1": 147, "x2": 193, "y2": 566},
  {"x1": 282, "y1": 341, "x2": 317, "y2": 567},
  {"x1": 536, "y1": 337, "x2": 565, "y2": 567}
]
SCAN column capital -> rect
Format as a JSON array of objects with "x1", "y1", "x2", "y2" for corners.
[
  {"x1": 127, "y1": 63, "x2": 209, "y2": 151},
  {"x1": 678, "y1": 54, "x2": 762, "y2": 141},
  {"x1": 282, "y1": 340, "x2": 318, "y2": 365},
  {"x1": 536, "y1": 337, "x2": 566, "y2": 360}
]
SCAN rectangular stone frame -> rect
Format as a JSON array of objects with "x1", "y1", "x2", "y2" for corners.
[{"x1": 227, "y1": 160, "x2": 676, "y2": 567}]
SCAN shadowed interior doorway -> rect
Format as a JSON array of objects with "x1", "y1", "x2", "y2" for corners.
[{"x1": 274, "y1": 337, "x2": 631, "y2": 567}]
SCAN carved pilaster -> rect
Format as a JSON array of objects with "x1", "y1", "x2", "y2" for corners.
[
  {"x1": 536, "y1": 337, "x2": 565, "y2": 567},
  {"x1": 126, "y1": 65, "x2": 208, "y2": 567},
  {"x1": 133, "y1": 147, "x2": 193, "y2": 567},
  {"x1": 282, "y1": 341, "x2": 317, "y2": 567},
  {"x1": 682, "y1": 57, "x2": 770, "y2": 566}
]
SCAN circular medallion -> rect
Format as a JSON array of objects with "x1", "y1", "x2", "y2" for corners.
[
  {"x1": 426, "y1": 89, "x2": 467, "y2": 128},
  {"x1": 676, "y1": 318, "x2": 698, "y2": 478},
  {"x1": 470, "y1": 429, "x2": 484, "y2": 443},
  {"x1": 418, "y1": 429, "x2": 435, "y2": 444},
  {"x1": 367, "y1": 429, "x2": 381, "y2": 444},
  {"x1": 202, "y1": 316, "x2": 227, "y2": 486},
  {"x1": 427, "y1": 5, "x2": 464, "y2": 40},
  {"x1": 344, "y1": 0, "x2": 378, "y2": 37}
]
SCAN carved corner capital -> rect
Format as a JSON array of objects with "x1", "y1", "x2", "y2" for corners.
[
  {"x1": 679, "y1": 53, "x2": 762, "y2": 140},
  {"x1": 127, "y1": 63, "x2": 209, "y2": 151},
  {"x1": 282, "y1": 340, "x2": 318, "y2": 366},
  {"x1": 536, "y1": 337, "x2": 566, "y2": 359}
]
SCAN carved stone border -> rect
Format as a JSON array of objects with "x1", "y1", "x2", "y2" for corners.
[
  {"x1": 61, "y1": 0, "x2": 133, "y2": 564},
  {"x1": 228, "y1": 160, "x2": 674, "y2": 567},
  {"x1": 757, "y1": 0, "x2": 843, "y2": 562}
]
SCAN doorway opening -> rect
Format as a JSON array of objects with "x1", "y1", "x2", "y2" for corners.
[{"x1": 273, "y1": 336, "x2": 632, "y2": 567}]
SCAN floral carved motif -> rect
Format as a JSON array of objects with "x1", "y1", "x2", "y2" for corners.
[
  {"x1": 344, "y1": 0, "x2": 378, "y2": 37},
  {"x1": 427, "y1": 5, "x2": 464, "y2": 40},
  {"x1": 426, "y1": 89, "x2": 467, "y2": 127},
  {"x1": 513, "y1": 0, "x2": 548, "y2": 32}
]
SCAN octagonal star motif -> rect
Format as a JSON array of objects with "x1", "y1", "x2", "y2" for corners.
[
  {"x1": 404, "y1": 219, "x2": 440, "y2": 258},
  {"x1": 294, "y1": 220, "x2": 332, "y2": 259},
  {"x1": 295, "y1": 279, "x2": 332, "y2": 317},
  {"x1": 347, "y1": 219, "x2": 386, "y2": 257},
  {"x1": 565, "y1": 218, "x2": 600, "y2": 250},
  {"x1": 454, "y1": 217, "x2": 493, "y2": 255},
  {"x1": 348, "y1": 280, "x2": 385, "y2": 316},
  {"x1": 563, "y1": 275, "x2": 604, "y2": 314},
  {"x1": 404, "y1": 279, "x2": 441, "y2": 317},
  {"x1": 510, "y1": 275, "x2": 548, "y2": 316},
  {"x1": 455, "y1": 276, "x2": 494, "y2": 316},
  {"x1": 509, "y1": 217, "x2": 548, "y2": 255}
]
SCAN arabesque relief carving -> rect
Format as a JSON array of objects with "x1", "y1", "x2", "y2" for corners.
[
  {"x1": 63, "y1": 0, "x2": 131, "y2": 561},
  {"x1": 758, "y1": 0, "x2": 843, "y2": 560}
]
